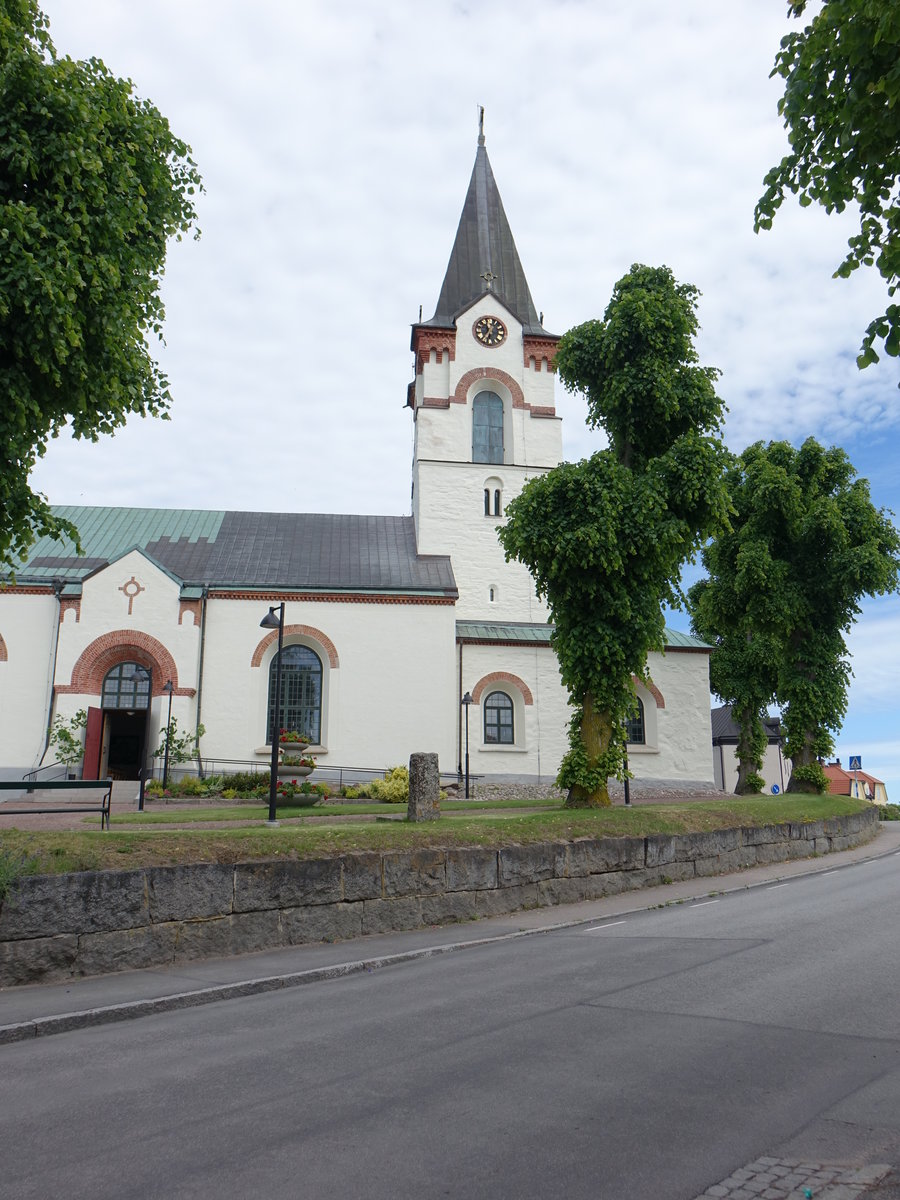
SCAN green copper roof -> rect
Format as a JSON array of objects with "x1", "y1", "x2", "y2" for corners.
[
  {"x1": 19, "y1": 507, "x2": 226, "y2": 581},
  {"x1": 456, "y1": 621, "x2": 553, "y2": 644},
  {"x1": 456, "y1": 621, "x2": 710, "y2": 651}
]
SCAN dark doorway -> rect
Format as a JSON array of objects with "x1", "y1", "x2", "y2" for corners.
[{"x1": 103, "y1": 710, "x2": 148, "y2": 780}]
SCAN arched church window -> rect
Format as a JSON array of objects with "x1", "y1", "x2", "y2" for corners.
[
  {"x1": 626, "y1": 698, "x2": 645, "y2": 745},
  {"x1": 494, "y1": 489, "x2": 501, "y2": 516},
  {"x1": 268, "y1": 645, "x2": 322, "y2": 744},
  {"x1": 472, "y1": 391, "x2": 504, "y2": 464},
  {"x1": 484, "y1": 488, "x2": 491, "y2": 516},
  {"x1": 484, "y1": 691, "x2": 514, "y2": 744},
  {"x1": 102, "y1": 662, "x2": 151, "y2": 710}
]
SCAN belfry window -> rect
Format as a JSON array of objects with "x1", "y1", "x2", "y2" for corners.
[
  {"x1": 494, "y1": 489, "x2": 501, "y2": 516},
  {"x1": 268, "y1": 645, "x2": 322, "y2": 744},
  {"x1": 472, "y1": 391, "x2": 503, "y2": 464}
]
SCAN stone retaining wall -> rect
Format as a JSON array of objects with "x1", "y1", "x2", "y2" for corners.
[{"x1": 0, "y1": 809, "x2": 878, "y2": 987}]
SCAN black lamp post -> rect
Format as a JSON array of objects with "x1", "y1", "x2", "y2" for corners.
[
  {"x1": 260, "y1": 603, "x2": 285, "y2": 825},
  {"x1": 127, "y1": 664, "x2": 152, "y2": 810},
  {"x1": 461, "y1": 691, "x2": 473, "y2": 799},
  {"x1": 161, "y1": 680, "x2": 175, "y2": 789}
]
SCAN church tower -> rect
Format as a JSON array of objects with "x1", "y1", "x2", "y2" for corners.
[{"x1": 408, "y1": 118, "x2": 563, "y2": 622}]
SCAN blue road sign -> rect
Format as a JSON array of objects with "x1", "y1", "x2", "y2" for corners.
[
  {"x1": 771, "y1": 784, "x2": 780, "y2": 794},
  {"x1": 849, "y1": 755, "x2": 862, "y2": 771}
]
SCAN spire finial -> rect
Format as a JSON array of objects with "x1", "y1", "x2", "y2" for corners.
[{"x1": 478, "y1": 105, "x2": 485, "y2": 147}]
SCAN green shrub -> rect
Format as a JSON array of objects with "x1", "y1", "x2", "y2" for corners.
[
  {"x1": 368, "y1": 766, "x2": 409, "y2": 803},
  {"x1": 879, "y1": 804, "x2": 900, "y2": 821},
  {"x1": 789, "y1": 763, "x2": 829, "y2": 794}
]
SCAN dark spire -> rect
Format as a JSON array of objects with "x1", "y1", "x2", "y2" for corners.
[{"x1": 422, "y1": 117, "x2": 547, "y2": 335}]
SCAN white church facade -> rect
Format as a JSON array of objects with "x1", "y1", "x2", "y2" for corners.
[{"x1": 0, "y1": 133, "x2": 715, "y2": 787}]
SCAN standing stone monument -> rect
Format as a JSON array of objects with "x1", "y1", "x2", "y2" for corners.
[{"x1": 407, "y1": 752, "x2": 440, "y2": 822}]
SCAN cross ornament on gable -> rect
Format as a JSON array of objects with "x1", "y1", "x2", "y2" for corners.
[
  {"x1": 480, "y1": 270, "x2": 498, "y2": 290},
  {"x1": 119, "y1": 575, "x2": 145, "y2": 615}
]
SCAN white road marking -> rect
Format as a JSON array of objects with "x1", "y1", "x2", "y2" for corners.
[
  {"x1": 585, "y1": 921, "x2": 626, "y2": 932},
  {"x1": 690, "y1": 899, "x2": 720, "y2": 907}
]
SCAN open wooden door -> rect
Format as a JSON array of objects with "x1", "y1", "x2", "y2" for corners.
[{"x1": 82, "y1": 706, "x2": 103, "y2": 779}]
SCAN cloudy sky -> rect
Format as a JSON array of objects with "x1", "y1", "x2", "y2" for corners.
[{"x1": 30, "y1": 1, "x2": 900, "y2": 793}]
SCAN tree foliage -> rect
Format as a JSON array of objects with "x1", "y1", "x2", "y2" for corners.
[
  {"x1": 755, "y1": 0, "x2": 900, "y2": 369},
  {"x1": 499, "y1": 264, "x2": 730, "y2": 807},
  {"x1": 690, "y1": 438, "x2": 900, "y2": 793},
  {"x1": 689, "y1": 456, "x2": 781, "y2": 795},
  {"x1": 0, "y1": 1, "x2": 202, "y2": 572}
]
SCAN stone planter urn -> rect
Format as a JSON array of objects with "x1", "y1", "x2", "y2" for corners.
[{"x1": 277, "y1": 762, "x2": 313, "y2": 778}]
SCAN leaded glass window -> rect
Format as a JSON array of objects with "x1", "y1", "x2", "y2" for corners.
[
  {"x1": 626, "y1": 698, "x2": 645, "y2": 745},
  {"x1": 268, "y1": 645, "x2": 322, "y2": 743},
  {"x1": 472, "y1": 392, "x2": 504, "y2": 464},
  {"x1": 102, "y1": 662, "x2": 151, "y2": 710},
  {"x1": 484, "y1": 691, "x2": 514, "y2": 744}
]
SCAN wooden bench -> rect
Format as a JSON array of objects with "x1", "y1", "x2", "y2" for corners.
[{"x1": 0, "y1": 779, "x2": 113, "y2": 830}]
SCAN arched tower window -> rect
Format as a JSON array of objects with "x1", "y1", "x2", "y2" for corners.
[
  {"x1": 472, "y1": 391, "x2": 504, "y2": 464},
  {"x1": 268, "y1": 645, "x2": 322, "y2": 743},
  {"x1": 494, "y1": 489, "x2": 501, "y2": 516},
  {"x1": 626, "y1": 698, "x2": 645, "y2": 745},
  {"x1": 484, "y1": 691, "x2": 514, "y2": 744},
  {"x1": 102, "y1": 662, "x2": 151, "y2": 710},
  {"x1": 484, "y1": 488, "x2": 491, "y2": 516}
]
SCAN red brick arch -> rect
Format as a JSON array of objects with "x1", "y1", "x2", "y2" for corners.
[
  {"x1": 453, "y1": 367, "x2": 525, "y2": 409},
  {"x1": 251, "y1": 624, "x2": 339, "y2": 669},
  {"x1": 0, "y1": 632, "x2": 7, "y2": 663},
  {"x1": 471, "y1": 672, "x2": 534, "y2": 705},
  {"x1": 56, "y1": 631, "x2": 193, "y2": 696},
  {"x1": 633, "y1": 676, "x2": 665, "y2": 709}
]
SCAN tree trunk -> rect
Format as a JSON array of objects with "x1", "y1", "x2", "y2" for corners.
[
  {"x1": 786, "y1": 732, "x2": 817, "y2": 792},
  {"x1": 565, "y1": 692, "x2": 612, "y2": 808},
  {"x1": 734, "y1": 705, "x2": 763, "y2": 795}
]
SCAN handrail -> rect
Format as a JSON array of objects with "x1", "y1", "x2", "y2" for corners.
[{"x1": 21, "y1": 760, "x2": 68, "y2": 783}]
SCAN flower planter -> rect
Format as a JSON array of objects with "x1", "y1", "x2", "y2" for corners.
[
  {"x1": 279, "y1": 739, "x2": 309, "y2": 751},
  {"x1": 277, "y1": 763, "x2": 313, "y2": 778},
  {"x1": 275, "y1": 790, "x2": 319, "y2": 809}
]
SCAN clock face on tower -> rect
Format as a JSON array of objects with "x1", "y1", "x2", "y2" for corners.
[{"x1": 473, "y1": 315, "x2": 507, "y2": 347}]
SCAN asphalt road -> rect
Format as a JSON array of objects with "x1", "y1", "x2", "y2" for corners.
[{"x1": 4, "y1": 852, "x2": 900, "y2": 1200}]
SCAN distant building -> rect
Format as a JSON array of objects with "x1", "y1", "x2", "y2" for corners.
[
  {"x1": 710, "y1": 704, "x2": 788, "y2": 794},
  {"x1": 823, "y1": 760, "x2": 888, "y2": 805}
]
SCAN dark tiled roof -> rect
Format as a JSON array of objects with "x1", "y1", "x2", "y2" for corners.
[
  {"x1": 420, "y1": 139, "x2": 551, "y2": 336},
  {"x1": 710, "y1": 704, "x2": 781, "y2": 743},
  {"x1": 11, "y1": 507, "x2": 457, "y2": 596},
  {"x1": 456, "y1": 620, "x2": 704, "y2": 651}
]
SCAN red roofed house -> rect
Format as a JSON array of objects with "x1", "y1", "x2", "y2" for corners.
[{"x1": 823, "y1": 760, "x2": 889, "y2": 805}]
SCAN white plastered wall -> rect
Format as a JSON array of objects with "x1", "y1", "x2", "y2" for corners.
[
  {"x1": 199, "y1": 596, "x2": 458, "y2": 774},
  {"x1": 0, "y1": 592, "x2": 58, "y2": 772},
  {"x1": 646, "y1": 650, "x2": 715, "y2": 781},
  {"x1": 53, "y1": 551, "x2": 202, "y2": 760}
]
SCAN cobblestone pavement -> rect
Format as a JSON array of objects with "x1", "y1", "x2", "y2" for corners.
[{"x1": 694, "y1": 1157, "x2": 892, "y2": 1199}]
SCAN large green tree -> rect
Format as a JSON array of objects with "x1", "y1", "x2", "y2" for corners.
[
  {"x1": 0, "y1": 0, "x2": 202, "y2": 572},
  {"x1": 688, "y1": 454, "x2": 781, "y2": 795},
  {"x1": 755, "y1": 0, "x2": 900, "y2": 369},
  {"x1": 499, "y1": 264, "x2": 730, "y2": 807},
  {"x1": 691, "y1": 438, "x2": 900, "y2": 793}
]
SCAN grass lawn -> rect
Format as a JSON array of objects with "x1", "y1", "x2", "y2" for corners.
[{"x1": 0, "y1": 794, "x2": 869, "y2": 881}]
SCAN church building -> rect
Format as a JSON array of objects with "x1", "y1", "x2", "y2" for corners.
[{"x1": 0, "y1": 130, "x2": 715, "y2": 786}]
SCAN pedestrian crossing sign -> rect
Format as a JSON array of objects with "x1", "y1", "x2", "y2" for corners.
[{"x1": 848, "y1": 755, "x2": 862, "y2": 771}]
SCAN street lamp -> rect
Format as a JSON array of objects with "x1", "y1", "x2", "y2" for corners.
[
  {"x1": 127, "y1": 664, "x2": 152, "y2": 809},
  {"x1": 161, "y1": 680, "x2": 175, "y2": 789},
  {"x1": 461, "y1": 691, "x2": 473, "y2": 799},
  {"x1": 260, "y1": 603, "x2": 286, "y2": 825}
]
